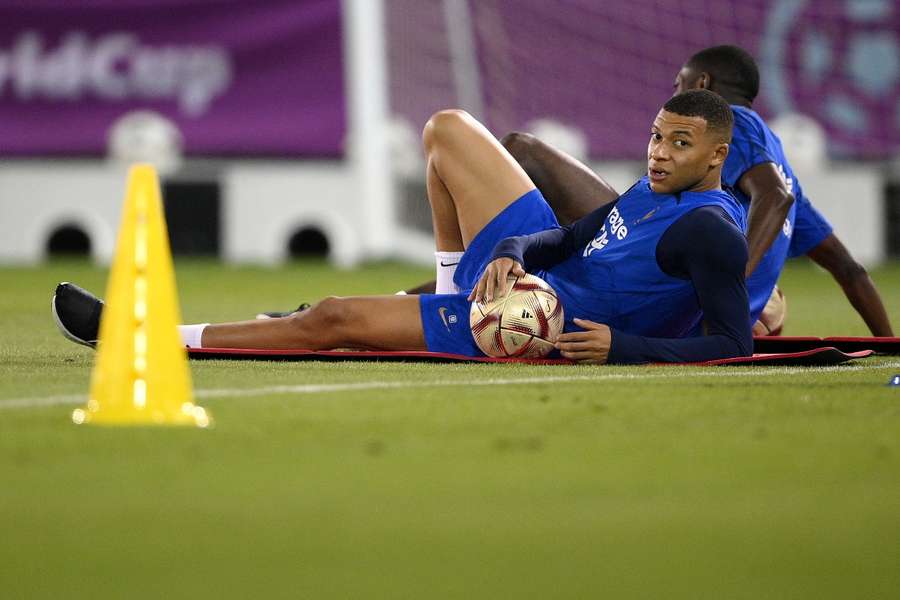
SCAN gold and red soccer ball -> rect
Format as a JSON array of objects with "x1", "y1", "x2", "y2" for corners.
[{"x1": 469, "y1": 273, "x2": 564, "y2": 358}]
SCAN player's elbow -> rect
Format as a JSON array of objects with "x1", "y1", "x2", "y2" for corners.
[
  {"x1": 772, "y1": 188, "x2": 795, "y2": 213},
  {"x1": 734, "y1": 329, "x2": 754, "y2": 358},
  {"x1": 735, "y1": 309, "x2": 754, "y2": 357},
  {"x1": 714, "y1": 328, "x2": 753, "y2": 360},
  {"x1": 832, "y1": 256, "x2": 869, "y2": 285},
  {"x1": 808, "y1": 236, "x2": 869, "y2": 284},
  {"x1": 752, "y1": 187, "x2": 794, "y2": 217}
]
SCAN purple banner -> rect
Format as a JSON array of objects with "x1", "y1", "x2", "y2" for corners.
[
  {"x1": 2, "y1": 1, "x2": 897, "y2": 159},
  {"x1": 0, "y1": 0, "x2": 345, "y2": 156},
  {"x1": 388, "y1": 0, "x2": 900, "y2": 160}
]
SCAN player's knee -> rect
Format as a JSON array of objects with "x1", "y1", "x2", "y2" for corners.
[
  {"x1": 423, "y1": 109, "x2": 473, "y2": 153},
  {"x1": 500, "y1": 131, "x2": 536, "y2": 163},
  {"x1": 296, "y1": 296, "x2": 350, "y2": 331}
]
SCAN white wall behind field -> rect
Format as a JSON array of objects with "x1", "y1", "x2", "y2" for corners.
[{"x1": 0, "y1": 160, "x2": 889, "y2": 267}]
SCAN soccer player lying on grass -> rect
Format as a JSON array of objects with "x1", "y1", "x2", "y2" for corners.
[
  {"x1": 497, "y1": 45, "x2": 893, "y2": 338},
  {"x1": 54, "y1": 90, "x2": 752, "y2": 365}
]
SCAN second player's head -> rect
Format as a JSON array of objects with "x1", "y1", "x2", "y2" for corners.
[
  {"x1": 647, "y1": 89, "x2": 733, "y2": 195},
  {"x1": 673, "y1": 45, "x2": 760, "y2": 107}
]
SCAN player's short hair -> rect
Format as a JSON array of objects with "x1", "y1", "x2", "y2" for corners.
[
  {"x1": 686, "y1": 45, "x2": 760, "y2": 103},
  {"x1": 663, "y1": 89, "x2": 733, "y2": 142}
]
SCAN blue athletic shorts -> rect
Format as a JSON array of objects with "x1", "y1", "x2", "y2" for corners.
[
  {"x1": 418, "y1": 189, "x2": 559, "y2": 356},
  {"x1": 788, "y1": 194, "x2": 833, "y2": 258}
]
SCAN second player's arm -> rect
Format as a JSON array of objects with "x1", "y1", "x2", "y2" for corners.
[
  {"x1": 806, "y1": 235, "x2": 894, "y2": 337},
  {"x1": 739, "y1": 162, "x2": 795, "y2": 277}
]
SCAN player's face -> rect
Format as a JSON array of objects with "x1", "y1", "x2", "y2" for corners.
[
  {"x1": 673, "y1": 65, "x2": 704, "y2": 96},
  {"x1": 647, "y1": 109, "x2": 727, "y2": 194}
]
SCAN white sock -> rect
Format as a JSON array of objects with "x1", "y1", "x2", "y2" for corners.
[
  {"x1": 435, "y1": 251, "x2": 463, "y2": 294},
  {"x1": 178, "y1": 323, "x2": 209, "y2": 348}
]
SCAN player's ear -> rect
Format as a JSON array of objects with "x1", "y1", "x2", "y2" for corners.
[
  {"x1": 710, "y1": 142, "x2": 729, "y2": 166},
  {"x1": 697, "y1": 72, "x2": 711, "y2": 90}
]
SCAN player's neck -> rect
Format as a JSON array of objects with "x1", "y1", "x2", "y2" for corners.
[
  {"x1": 686, "y1": 172, "x2": 722, "y2": 193},
  {"x1": 719, "y1": 92, "x2": 751, "y2": 108},
  {"x1": 710, "y1": 86, "x2": 752, "y2": 108}
]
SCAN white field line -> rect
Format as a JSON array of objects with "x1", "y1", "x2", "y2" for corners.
[{"x1": 2, "y1": 361, "x2": 899, "y2": 412}]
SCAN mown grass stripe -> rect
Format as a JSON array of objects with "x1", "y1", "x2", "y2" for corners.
[{"x1": 2, "y1": 360, "x2": 898, "y2": 411}]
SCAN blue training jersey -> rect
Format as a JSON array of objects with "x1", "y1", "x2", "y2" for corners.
[
  {"x1": 540, "y1": 177, "x2": 745, "y2": 339},
  {"x1": 724, "y1": 105, "x2": 831, "y2": 322}
]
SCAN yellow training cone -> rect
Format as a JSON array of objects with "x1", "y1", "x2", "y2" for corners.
[{"x1": 73, "y1": 164, "x2": 210, "y2": 427}]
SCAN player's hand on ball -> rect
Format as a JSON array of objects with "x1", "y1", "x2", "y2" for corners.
[
  {"x1": 469, "y1": 258, "x2": 525, "y2": 303},
  {"x1": 555, "y1": 318, "x2": 611, "y2": 364}
]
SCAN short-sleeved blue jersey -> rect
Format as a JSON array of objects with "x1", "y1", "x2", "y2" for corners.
[
  {"x1": 724, "y1": 106, "x2": 832, "y2": 321},
  {"x1": 542, "y1": 178, "x2": 745, "y2": 339}
]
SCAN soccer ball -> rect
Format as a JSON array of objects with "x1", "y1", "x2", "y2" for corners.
[{"x1": 469, "y1": 273, "x2": 564, "y2": 358}]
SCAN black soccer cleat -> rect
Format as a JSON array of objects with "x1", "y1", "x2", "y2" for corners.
[
  {"x1": 255, "y1": 303, "x2": 311, "y2": 320},
  {"x1": 52, "y1": 282, "x2": 104, "y2": 348}
]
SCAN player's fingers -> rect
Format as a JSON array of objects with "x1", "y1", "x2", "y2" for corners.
[
  {"x1": 557, "y1": 330, "x2": 594, "y2": 343},
  {"x1": 557, "y1": 344, "x2": 600, "y2": 356},
  {"x1": 559, "y1": 349, "x2": 602, "y2": 363},
  {"x1": 484, "y1": 268, "x2": 497, "y2": 302},
  {"x1": 559, "y1": 350, "x2": 600, "y2": 362},
  {"x1": 556, "y1": 340, "x2": 597, "y2": 352},
  {"x1": 468, "y1": 278, "x2": 480, "y2": 301},
  {"x1": 572, "y1": 318, "x2": 604, "y2": 330},
  {"x1": 511, "y1": 262, "x2": 525, "y2": 277},
  {"x1": 496, "y1": 265, "x2": 511, "y2": 298},
  {"x1": 472, "y1": 272, "x2": 489, "y2": 302}
]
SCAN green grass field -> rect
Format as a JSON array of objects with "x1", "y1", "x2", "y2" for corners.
[{"x1": 2, "y1": 259, "x2": 899, "y2": 599}]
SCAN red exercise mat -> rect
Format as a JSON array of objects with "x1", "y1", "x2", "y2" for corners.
[
  {"x1": 189, "y1": 347, "x2": 567, "y2": 365},
  {"x1": 754, "y1": 336, "x2": 900, "y2": 354},
  {"x1": 188, "y1": 346, "x2": 872, "y2": 366}
]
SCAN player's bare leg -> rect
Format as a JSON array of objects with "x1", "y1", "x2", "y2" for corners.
[
  {"x1": 423, "y1": 109, "x2": 536, "y2": 247},
  {"x1": 202, "y1": 295, "x2": 426, "y2": 350},
  {"x1": 426, "y1": 155, "x2": 465, "y2": 252},
  {"x1": 52, "y1": 282, "x2": 427, "y2": 351}
]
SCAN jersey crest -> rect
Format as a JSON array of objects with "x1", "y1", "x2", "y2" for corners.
[{"x1": 583, "y1": 205, "x2": 629, "y2": 257}]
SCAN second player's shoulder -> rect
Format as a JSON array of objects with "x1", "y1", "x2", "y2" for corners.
[
  {"x1": 725, "y1": 105, "x2": 781, "y2": 183},
  {"x1": 730, "y1": 105, "x2": 767, "y2": 132},
  {"x1": 730, "y1": 105, "x2": 778, "y2": 147}
]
